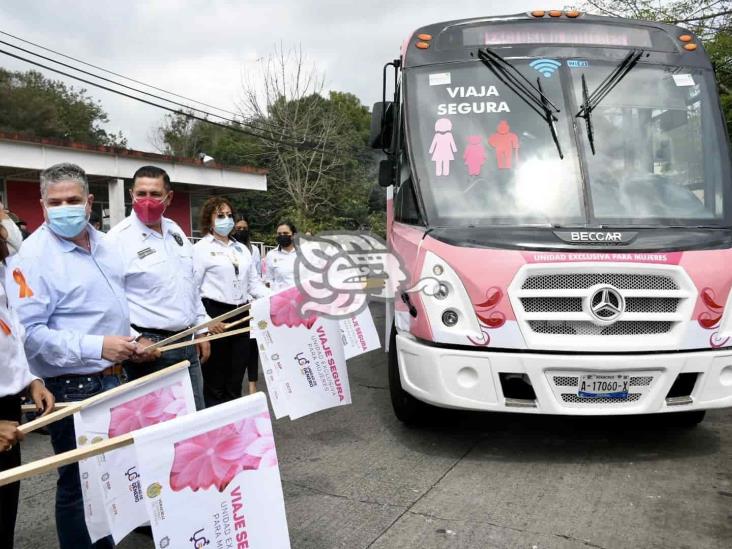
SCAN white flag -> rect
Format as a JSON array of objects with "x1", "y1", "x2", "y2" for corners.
[
  {"x1": 75, "y1": 367, "x2": 196, "y2": 542},
  {"x1": 74, "y1": 415, "x2": 111, "y2": 543},
  {"x1": 134, "y1": 392, "x2": 290, "y2": 549},
  {"x1": 339, "y1": 306, "x2": 380, "y2": 359},
  {"x1": 252, "y1": 286, "x2": 350, "y2": 419}
]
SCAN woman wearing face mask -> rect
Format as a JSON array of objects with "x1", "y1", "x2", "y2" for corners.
[
  {"x1": 264, "y1": 221, "x2": 297, "y2": 292},
  {"x1": 0, "y1": 223, "x2": 55, "y2": 548},
  {"x1": 192, "y1": 198, "x2": 268, "y2": 406},
  {"x1": 231, "y1": 215, "x2": 262, "y2": 395}
]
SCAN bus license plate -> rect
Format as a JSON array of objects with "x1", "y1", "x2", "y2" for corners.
[{"x1": 578, "y1": 374, "x2": 630, "y2": 399}]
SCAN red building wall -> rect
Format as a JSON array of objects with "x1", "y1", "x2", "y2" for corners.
[
  {"x1": 166, "y1": 190, "x2": 192, "y2": 235},
  {"x1": 6, "y1": 180, "x2": 43, "y2": 230}
]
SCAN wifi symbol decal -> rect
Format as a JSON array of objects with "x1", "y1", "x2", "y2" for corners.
[{"x1": 530, "y1": 58, "x2": 562, "y2": 78}]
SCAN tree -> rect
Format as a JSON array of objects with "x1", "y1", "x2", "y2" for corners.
[
  {"x1": 153, "y1": 47, "x2": 383, "y2": 241},
  {"x1": 583, "y1": 1, "x2": 732, "y2": 134},
  {"x1": 0, "y1": 69, "x2": 126, "y2": 147}
]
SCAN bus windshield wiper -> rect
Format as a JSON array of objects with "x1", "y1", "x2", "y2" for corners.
[
  {"x1": 477, "y1": 48, "x2": 563, "y2": 159},
  {"x1": 576, "y1": 50, "x2": 645, "y2": 154}
]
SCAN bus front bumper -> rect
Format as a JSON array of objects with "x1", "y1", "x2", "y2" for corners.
[{"x1": 396, "y1": 334, "x2": 732, "y2": 415}]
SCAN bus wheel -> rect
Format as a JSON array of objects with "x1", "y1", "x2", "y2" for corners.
[
  {"x1": 671, "y1": 410, "x2": 706, "y2": 427},
  {"x1": 389, "y1": 326, "x2": 431, "y2": 425}
]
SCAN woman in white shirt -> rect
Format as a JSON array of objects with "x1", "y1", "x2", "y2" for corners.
[
  {"x1": 193, "y1": 198, "x2": 268, "y2": 406},
  {"x1": 232, "y1": 215, "x2": 263, "y2": 395},
  {"x1": 264, "y1": 221, "x2": 298, "y2": 292},
  {"x1": 0, "y1": 224, "x2": 55, "y2": 548}
]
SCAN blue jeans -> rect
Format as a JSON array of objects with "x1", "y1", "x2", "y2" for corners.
[
  {"x1": 124, "y1": 332, "x2": 205, "y2": 410},
  {"x1": 44, "y1": 374, "x2": 120, "y2": 549}
]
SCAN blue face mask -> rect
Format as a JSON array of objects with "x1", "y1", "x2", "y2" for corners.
[
  {"x1": 46, "y1": 204, "x2": 89, "y2": 238},
  {"x1": 214, "y1": 217, "x2": 235, "y2": 237}
]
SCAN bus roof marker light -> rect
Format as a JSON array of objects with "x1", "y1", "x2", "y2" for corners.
[
  {"x1": 531, "y1": 10, "x2": 545, "y2": 17},
  {"x1": 548, "y1": 10, "x2": 562, "y2": 17},
  {"x1": 679, "y1": 34, "x2": 693, "y2": 42},
  {"x1": 416, "y1": 41, "x2": 430, "y2": 49},
  {"x1": 566, "y1": 10, "x2": 581, "y2": 17},
  {"x1": 417, "y1": 33, "x2": 432, "y2": 41},
  {"x1": 684, "y1": 43, "x2": 698, "y2": 51}
]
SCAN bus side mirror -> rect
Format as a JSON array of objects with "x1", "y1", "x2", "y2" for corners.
[
  {"x1": 378, "y1": 159, "x2": 395, "y2": 187},
  {"x1": 370, "y1": 101, "x2": 394, "y2": 149}
]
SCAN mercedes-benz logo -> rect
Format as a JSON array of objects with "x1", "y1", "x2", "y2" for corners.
[{"x1": 588, "y1": 286, "x2": 624, "y2": 323}]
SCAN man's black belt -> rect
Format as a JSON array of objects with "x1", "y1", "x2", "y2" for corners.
[{"x1": 131, "y1": 324, "x2": 190, "y2": 338}]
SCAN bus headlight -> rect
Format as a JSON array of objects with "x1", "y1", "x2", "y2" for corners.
[
  {"x1": 442, "y1": 309, "x2": 459, "y2": 327},
  {"x1": 418, "y1": 251, "x2": 482, "y2": 340}
]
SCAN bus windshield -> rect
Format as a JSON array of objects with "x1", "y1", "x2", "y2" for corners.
[{"x1": 405, "y1": 59, "x2": 730, "y2": 227}]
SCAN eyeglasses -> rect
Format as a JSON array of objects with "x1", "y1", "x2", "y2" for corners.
[{"x1": 216, "y1": 212, "x2": 234, "y2": 219}]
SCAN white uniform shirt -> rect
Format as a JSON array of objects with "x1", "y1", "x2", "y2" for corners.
[
  {"x1": 106, "y1": 212, "x2": 208, "y2": 331},
  {"x1": 193, "y1": 235, "x2": 268, "y2": 305},
  {"x1": 0, "y1": 281, "x2": 37, "y2": 397},
  {"x1": 265, "y1": 247, "x2": 297, "y2": 291}
]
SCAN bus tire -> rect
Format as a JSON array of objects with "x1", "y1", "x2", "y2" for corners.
[
  {"x1": 671, "y1": 410, "x2": 706, "y2": 427},
  {"x1": 389, "y1": 325, "x2": 431, "y2": 425}
]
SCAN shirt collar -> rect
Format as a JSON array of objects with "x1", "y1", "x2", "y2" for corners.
[
  {"x1": 131, "y1": 211, "x2": 170, "y2": 240},
  {"x1": 205, "y1": 233, "x2": 235, "y2": 248},
  {"x1": 44, "y1": 223, "x2": 97, "y2": 254}
]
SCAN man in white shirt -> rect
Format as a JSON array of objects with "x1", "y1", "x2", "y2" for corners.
[{"x1": 106, "y1": 166, "x2": 210, "y2": 410}]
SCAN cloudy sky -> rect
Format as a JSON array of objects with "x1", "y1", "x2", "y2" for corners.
[{"x1": 0, "y1": 0, "x2": 542, "y2": 151}]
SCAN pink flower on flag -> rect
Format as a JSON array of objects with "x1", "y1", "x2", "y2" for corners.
[
  {"x1": 107, "y1": 382, "x2": 187, "y2": 438},
  {"x1": 169, "y1": 412, "x2": 277, "y2": 493},
  {"x1": 270, "y1": 286, "x2": 317, "y2": 329}
]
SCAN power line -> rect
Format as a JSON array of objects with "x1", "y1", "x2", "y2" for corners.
[
  {"x1": 0, "y1": 28, "x2": 243, "y2": 119},
  {"x1": 0, "y1": 47, "x2": 322, "y2": 151},
  {"x1": 0, "y1": 36, "x2": 300, "y2": 141}
]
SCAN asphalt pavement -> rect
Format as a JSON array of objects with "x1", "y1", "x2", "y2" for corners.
[{"x1": 13, "y1": 305, "x2": 732, "y2": 548}]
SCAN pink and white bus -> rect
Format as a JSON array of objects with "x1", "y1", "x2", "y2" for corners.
[{"x1": 371, "y1": 11, "x2": 732, "y2": 425}]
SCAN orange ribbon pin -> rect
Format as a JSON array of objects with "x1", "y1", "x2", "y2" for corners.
[
  {"x1": 13, "y1": 268, "x2": 34, "y2": 298},
  {"x1": 0, "y1": 319, "x2": 11, "y2": 336}
]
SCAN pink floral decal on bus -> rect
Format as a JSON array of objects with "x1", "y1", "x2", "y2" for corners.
[
  {"x1": 270, "y1": 286, "x2": 317, "y2": 329},
  {"x1": 468, "y1": 286, "x2": 506, "y2": 346},
  {"x1": 108, "y1": 382, "x2": 187, "y2": 438},
  {"x1": 169, "y1": 413, "x2": 277, "y2": 493},
  {"x1": 697, "y1": 287, "x2": 729, "y2": 348}
]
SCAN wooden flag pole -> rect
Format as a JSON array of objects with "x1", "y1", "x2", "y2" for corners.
[
  {"x1": 20, "y1": 402, "x2": 74, "y2": 413},
  {"x1": 158, "y1": 327, "x2": 252, "y2": 353},
  {"x1": 141, "y1": 303, "x2": 252, "y2": 352},
  {"x1": 222, "y1": 315, "x2": 251, "y2": 331},
  {"x1": 0, "y1": 432, "x2": 135, "y2": 487},
  {"x1": 18, "y1": 360, "x2": 191, "y2": 435}
]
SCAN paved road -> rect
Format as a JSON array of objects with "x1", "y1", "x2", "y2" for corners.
[{"x1": 14, "y1": 305, "x2": 732, "y2": 548}]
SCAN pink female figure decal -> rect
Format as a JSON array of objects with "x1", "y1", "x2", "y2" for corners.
[
  {"x1": 463, "y1": 135, "x2": 487, "y2": 176},
  {"x1": 487, "y1": 120, "x2": 519, "y2": 169},
  {"x1": 428, "y1": 118, "x2": 457, "y2": 176}
]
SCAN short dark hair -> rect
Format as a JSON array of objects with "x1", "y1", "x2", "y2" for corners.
[
  {"x1": 276, "y1": 220, "x2": 297, "y2": 234},
  {"x1": 132, "y1": 165, "x2": 172, "y2": 192},
  {"x1": 199, "y1": 196, "x2": 234, "y2": 234}
]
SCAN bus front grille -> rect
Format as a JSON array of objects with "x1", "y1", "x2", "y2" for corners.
[{"x1": 509, "y1": 264, "x2": 696, "y2": 351}]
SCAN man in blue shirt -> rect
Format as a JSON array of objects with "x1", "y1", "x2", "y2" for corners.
[{"x1": 7, "y1": 163, "x2": 138, "y2": 549}]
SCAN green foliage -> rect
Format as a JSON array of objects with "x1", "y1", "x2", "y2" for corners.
[
  {"x1": 0, "y1": 69, "x2": 126, "y2": 147},
  {"x1": 157, "y1": 91, "x2": 383, "y2": 243},
  {"x1": 584, "y1": 1, "x2": 732, "y2": 135}
]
